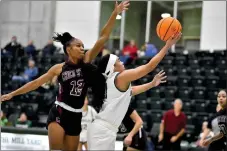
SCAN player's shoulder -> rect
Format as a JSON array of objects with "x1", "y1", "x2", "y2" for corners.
[
  {"x1": 49, "y1": 62, "x2": 65, "y2": 75},
  {"x1": 218, "y1": 109, "x2": 227, "y2": 115},
  {"x1": 166, "y1": 109, "x2": 174, "y2": 114}
]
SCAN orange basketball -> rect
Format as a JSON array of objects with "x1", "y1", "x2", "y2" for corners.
[{"x1": 156, "y1": 17, "x2": 182, "y2": 41}]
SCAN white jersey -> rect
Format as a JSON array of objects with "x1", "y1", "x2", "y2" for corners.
[
  {"x1": 95, "y1": 72, "x2": 132, "y2": 128},
  {"x1": 80, "y1": 106, "x2": 97, "y2": 142}
]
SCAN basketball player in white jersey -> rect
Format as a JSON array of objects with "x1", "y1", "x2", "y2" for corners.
[
  {"x1": 87, "y1": 33, "x2": 182, "y2": 150},
  {"x1": 78, "y1": 97, "x2": 97, "y2": 150}
]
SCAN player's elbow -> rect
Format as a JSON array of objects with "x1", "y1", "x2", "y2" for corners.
[{"x1": 137, "y1": 118, "x2": 143, "y2": 127}]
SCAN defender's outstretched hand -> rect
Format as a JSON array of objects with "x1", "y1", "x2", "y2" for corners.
[
  {"x1": 115, "y1": 0, "x2": 130, "y2": 14},
  {"x1": 1, "y1": 93, "x2": 13, "y2": 102}
]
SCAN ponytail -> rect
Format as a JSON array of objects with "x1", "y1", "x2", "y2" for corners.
[{"x1": 82, "y1": 63, "x2": 106, "y2": 112}]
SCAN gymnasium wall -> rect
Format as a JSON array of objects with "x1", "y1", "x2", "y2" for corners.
[
  {"x1": 0, "y1": 1, "x2": 101, "y2": 50},
  {"x1": 99, "y1": 1, "x2": 147, "y2": 47},
  {"x1": 0, "y1": 1, "x2": 56, "y2": 49},
  {"x1": 54, "y1": 1, "x2": 101, "y2": 50},
  {"x1": 200, "y1": 1, "x2": 226, "y2": 50}
]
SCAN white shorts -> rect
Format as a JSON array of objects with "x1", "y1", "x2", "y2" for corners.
[
  {"x1": 87, "y1": 120, "x2": 118, "y2": 150},
  {"x1": 80, "y1": 131, "x2": 87, "y2": 143}
]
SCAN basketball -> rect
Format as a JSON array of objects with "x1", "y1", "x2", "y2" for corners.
[{"x1": 156, "y1": 17, "x2": 182, "y2": 41}]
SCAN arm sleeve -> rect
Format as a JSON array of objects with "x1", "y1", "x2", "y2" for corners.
[
  {"x1": 207, "y1": 116, "x2": 213, "y2": 129},
  {"x1": 126, "y1": 106, "x2": 135, "y2": 117}
]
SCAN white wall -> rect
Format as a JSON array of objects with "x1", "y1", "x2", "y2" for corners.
[
  {"x1": 200, "y1": 1, "x2": 226, "y2": 50},
  {"x1": 54, "y1": 1, "x2": 101, "y2": 50},
  {"x1": 0, "y1": 1, "x2": 56, "y2": 49}
]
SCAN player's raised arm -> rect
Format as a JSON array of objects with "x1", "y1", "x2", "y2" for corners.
[
  {"x1": 117, "y1": 33, "x2": 181, "y2": 85},
  {"x1": 84, "y1": 1, "x2": 130, "y2": 63},
  {"x1": 1, "y1": 64, "x2": 63, "y2": 102}
]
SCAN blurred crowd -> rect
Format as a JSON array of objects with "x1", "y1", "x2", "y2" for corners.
[{"x1": 1, "y1": 36, "x2": 226, "y2": 151}]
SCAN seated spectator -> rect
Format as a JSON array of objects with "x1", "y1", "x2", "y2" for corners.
[
  {"x1": 144, "y1": 43, "x2": 158, "y2": 57},
  {"x1": 158, "y1": 99, "x2": 187, "y2": 151},
  {"x1": 0, "y1": 110, "x2": 8, "y2": 127},
  {"x1": 138, "y1": 42, "x2": 158, "y2": 58},
  {"x1": 196, "y1": 121, "x2": 214, "y2": 148},
  {"x1": 120, "y1": 39, "x2": 138, "y2": 64},
  {"x1": 24, "y1": 40, "x2": 36, "y2": 57},
  {"x1": 15, "y1": 112, "x2": 32, "y2": 128},
  {"x1": 2, "y1": 36, "x2": 24, "y2": 57},
  {"x1": 42, "y1": 40, "x2": 57, "y2": 56},
  {"x1": 12, "y1": 59, "x2": 38, "y2": 83}
]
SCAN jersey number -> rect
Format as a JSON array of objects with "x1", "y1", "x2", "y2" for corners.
[
  {"x1": 219, "y1": 124, "x2": 227, "y2": 135},
  {"x1": 70, "y1": 80, "x2": 84, "y2": 96}
]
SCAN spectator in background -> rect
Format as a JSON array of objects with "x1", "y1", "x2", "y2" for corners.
[
  {"x1": 15, "y1": 112, "x2": 32, "y2": 128},
  {"x1": 158, "y1": 99, "x2": 187, "y2": 151},
  {"x1": 2, "y1": 36, "x2": 24, "y2": 57},
  {"x1": 0, "y1": 110, "x2": 8, "y2": 127},
  {"x1": 12, "y1": 59, "x2": 38, "y2": 83},
  {"x1": 42, "y1": 40, "x2": 57, "y2": 56},
  {"x1": 196, "y1": 121, "x2": 214, "y2": 150},
  {"x1": 138, "y1": 42, "x2": 158, "y2": 58},
  {"x1": 24, "y1": 40, "x2": 36, "y2": 57},
  {"x1": 120, "y1": 39, "x2": 138, "y2": 64}
]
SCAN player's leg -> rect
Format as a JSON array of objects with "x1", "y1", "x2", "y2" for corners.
[
  {"x1": 88, "y1": 122, "x2": 116, "y2": 150},
  {"x1": 126, "y1": 128, "x2": 147, "y2": 151},
  {"x1": 47, "y1": 105, "x2": 65, "y2": 150},
  {"x1": 83, "y1": 142, "x2": 88, "y2": 150},
  {"x1": 77, "y1": 142, "x2": 83, "y2": 150},
  {"x1": 64, "y1": 135, "x2": 80, "y2": 150},
  {"x1": 62, "y1": 111, "x2": 82, "y2": 150},
  {"x1": 126, "y1": 147, "x2": 140, "y2": 151},
  {"x1": 48, "y1": 122, "x2": 65, "y2": 150}
]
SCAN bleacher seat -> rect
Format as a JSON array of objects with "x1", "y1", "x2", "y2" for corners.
[
  {"x1": 136, "y1": 99, "x2": 147, "y2": 110},
  {"x1": 162, "y1": 86, "x2": 177, "y2": 98},
  {"x1": 188, "y1": 59, "x2": 200, "y2": 68},
  {"x1": 136, "y1": 93, "x2": 147, "y2": 100},
  {"x1": 163, "y1": 101, "x2": 173, "y2": 110},
  {"x1": 190, "y1": 76, "x2": 205, "y2": 87},
  {"x1": 147, "y1": 100, "x2": 162, "y2": 110},
  {"x1": 215, "y1": 59, "x2": 226, "y2": 68},
  {"x1": 177, "y1": 76, "x2": 191, "y2": 87},
  {"x1": 135, "y1": 58, "x2": 149, "y2": 65},
  {"x1": 148, "y1": 88, "x2": 161, "y2": 98},
  {"x1": 160, "y1": 56, "x2": 174, "y2": 65},
  {"x1": 166, "y1": 76, "x2": 177, "y2": 86},
  {"x1": 175, "y1": 55, "x2": 187, "y2": 66},
  {"x1": 192, "y1": 87, "x2": 206, "y2": 99},
  {"x1": 205, "y1": 76, "x2": 219, "y2": 89},
  {"x1": 178, "y1": 87, "x2": 192, "y2": 99},
  {"x1": 206, "y1": 89, "x2": 219, "y2": 100},
  {"x1": 177, "y1": 66, "x2": 189, "y2": 76},
  {"x1": 190, "y1": 68, "x2": 203, "y2": 77},
  {"x1": 183, "y1": 102, "x2": 192, "y2": 112},
  {"x1": 203, "y1": 68, "x2": 217, "y2": 77},
  {"x1": 150, "y1": 112, "x2": 162, "y2": 123},
  {"x1": 200, "y1": 56, "x2": 214, "y2": 67}
]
